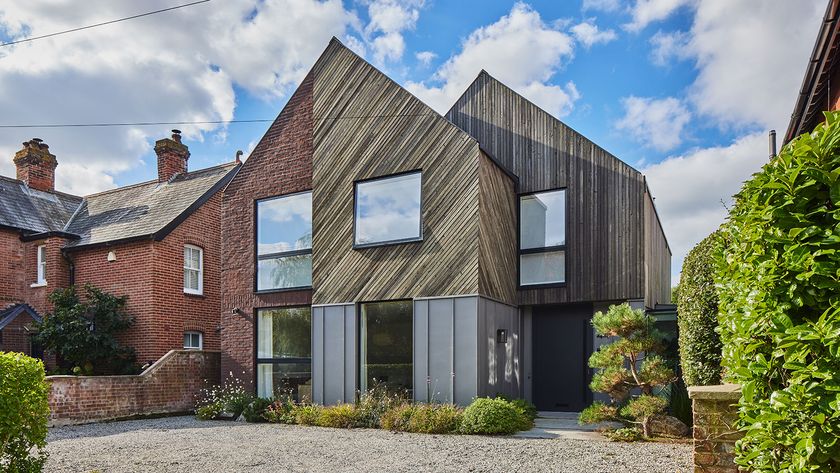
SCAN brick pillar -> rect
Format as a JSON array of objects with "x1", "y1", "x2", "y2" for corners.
[{"x1": 687, "y1": 384, "x2": 743, "y2": 473}]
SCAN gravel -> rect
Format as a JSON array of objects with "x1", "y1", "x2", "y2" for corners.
[{"x1": 46, "y1": 416, "x2": 692, "y2": 473}]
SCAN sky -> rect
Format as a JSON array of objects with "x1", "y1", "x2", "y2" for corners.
[{"x1": 0, "y1": 0, "x2": 828, "y2": 281}]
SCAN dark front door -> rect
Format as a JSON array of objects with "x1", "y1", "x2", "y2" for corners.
[{"x1": 532, "y1": 304, "x2": 593, "y2": 412}]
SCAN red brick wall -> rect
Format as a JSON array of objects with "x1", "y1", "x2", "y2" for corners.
[
  {"x1": 0, "y1": 312, "x2": 35, "y2": 355},
  {"x1": 0, "y1": 229, "x2": 69, "y2": 315},
  {"x1": 221, "y1": 73, "x2": 314, "y2": 388},
  {"x1": 0, "y1": 229, "x2": 25, "y2": 308},
  {"x1": 47, "y1": 349, "x2": 220, "y2": 426},
  {"x1": 71, "y1": 193, "x2": 223, "y2": 364}
]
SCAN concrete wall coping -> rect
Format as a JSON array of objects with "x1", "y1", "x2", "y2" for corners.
[{"x1": 687, "y1": 383, "x2": 741, "y2": 400}]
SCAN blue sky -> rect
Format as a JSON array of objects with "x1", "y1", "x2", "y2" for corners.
[{"x1": 0, "y1": 0, "x2": 828, "y2": 279}]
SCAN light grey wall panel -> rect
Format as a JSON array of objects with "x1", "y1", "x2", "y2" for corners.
[
  {"x1": 413, "y1": 296, "x2": 478, "y2": 405},
  {"x1": 312, "y1": 303, "x2": 356, "y2": 405},
  {"x1": 453, "y1": 297, "x2": 478, "y2": 405}
]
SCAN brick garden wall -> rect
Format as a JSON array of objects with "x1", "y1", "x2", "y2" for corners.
[
  {"x1": 220, "y1": 73, "x2": 314, "y2": 389},
  {"x1": 688, "y1": 384, "x2": 743, "y2": 473},
  {"x1": 47, "y1": 349, "x2": 220, "y2": 426}
]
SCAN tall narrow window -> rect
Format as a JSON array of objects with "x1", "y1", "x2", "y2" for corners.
[
  {"x1": 519, "y1": 189, "x2": 566, "y2": 286},
  {"x1": 354, "y1": 172, "x2": 422, "y2": 247},
  {"x1": 36, "y1": 245, "x2": 46, "y2": 285},
  {"x1": 360, "y1": 301, "x2": 413, "y2": 395},
  {"x1": 183, "y1": 245, "x2": 203, "y2": 295},
  {"x1": 256, "y1": 192, "x2": 312, "y2": 291},
  {"x1": 256, "y1": 307, "x2": 312, "y2": 401}
]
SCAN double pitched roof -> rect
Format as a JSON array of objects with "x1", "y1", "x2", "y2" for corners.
[{"x1": 0, "y1": 163, "x2": 238, "y2": 248}]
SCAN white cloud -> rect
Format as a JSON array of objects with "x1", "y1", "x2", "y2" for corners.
[
  {"x1": 642, "y1": 132, "x2": 767, "y2": 280},
  {"x1": 570, "y1": 19, "x2": 617, "y2": 48},
  {"x1": 0, "y1": 0, "x2": 359, "y2": 195},
  {"x1": 616, "y1": 96, "x2": 691, "y2": 152},
  {"x1": 415, "y1": 50, "x2": 436, "y2": 66},
  {"x1": 406, "y1": 2, "x2": 579, "y2": 117},
  {"x1": 582, "y1": 0, "x2": 621, "y2": 12},
  {"x1": 624, "y1": 0, "x2": 693, "y2": 32},
  {"x1": 362, "y1": 0, "x2": 424, "y2": 65},
  {"x1": 683, "y1": 0, "x2": 825, "y2": 132},
  {"x1": 648, "y1": 30, "x2": 691, "y2": 66}
]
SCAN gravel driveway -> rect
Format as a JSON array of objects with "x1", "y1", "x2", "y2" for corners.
[{"x1": 46, "y1": 416, "x2": 692, "y2": 472}]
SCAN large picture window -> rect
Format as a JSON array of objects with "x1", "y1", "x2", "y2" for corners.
[
  {"x1": 256, "y1": 307, "x2": 312, "y2": 401},
  {"x1": 354, "y1": 172, "x2": 422, "y2": 247},
  {"x1": 360, "y1": 301, "x2": 413, "y2": 395},
  {"x1": 256, "y1": 191, "x2": 312, "y2": 291},
  {"x1": 519, "y1": 189, "x2": 566, "y2": 286}
]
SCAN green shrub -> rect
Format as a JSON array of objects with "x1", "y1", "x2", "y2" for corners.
[
  {"x1": 316, "y1": 404, "x2": 360, "y2": 428},
  {"x1": 242, "y1": 397, "x2": 273, "y2": 423},
  {"x1": 605, "y1": 427, "x2": 644, "y2": 442},
  {"x1": 0, "y1": 352, "x2": 49, "y2": 472},
  {"x1": 35, "y1": 284, "x2": 138, "y2": 375},
  {"x1": 677, "y1": 231, "x2": 723, "y2": 386},
  {"x1": 265, "y1": 396, "x2": 297, "y2": 424},
  {"x1": 292, "y1": 404, "x2": 322, "y2": 426},
  {"x1": 195, "y1": 402, "x2": 223, "y2": 420},
  {"x1": 381, "y1": 403, "x2": 463, "y2": 434},
  {"x1": 715, "y1": 111, "x2": 840, "y2": 471},
  {"x1": 459, "y1": 398, "x2": 525, "y2": 435},
  {"x1": 354, "y1": 383, "x2": 409, "y2": 428},
  {"x1": 579, "y1": 401, "x2": 618, "y2": 425}
]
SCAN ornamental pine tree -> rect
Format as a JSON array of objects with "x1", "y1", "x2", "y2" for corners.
[{"x1": 579, "y1": 303, "x2": 675, "y2": 438}]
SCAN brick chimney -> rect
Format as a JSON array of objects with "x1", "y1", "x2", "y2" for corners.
[
  {"x1": 154, "y1": 129, "x2": 190, "y2": 182},
  {"x1": 14, "y1": 138, "x2": 57, "y2": 192}
]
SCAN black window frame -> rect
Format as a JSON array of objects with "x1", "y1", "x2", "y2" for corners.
[
  {"x1": 517, "y1": 187, "x2": 568, "y2": 289},
  {"x1": 253, "y1": 305, "x2": 313, "y2": 398},
  {"x1": 352, "y1": 170, "x2": 424, "y2": 249},
  {"x1": 253, "y1": 190, "x2": 313, "y2": 294}
]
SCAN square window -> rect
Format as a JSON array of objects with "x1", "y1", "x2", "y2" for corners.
[
  {"x1": 183, "y1": 331, "x2": 202, "y2": 350},
  {"x1": 256, "y1": 192, "x2": 312, "y2": 291},
  {"x1": 354, "y1": 172, "x2": 422, "y2": 247}
]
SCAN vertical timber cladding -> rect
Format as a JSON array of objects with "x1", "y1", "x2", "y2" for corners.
[
  {"x1": 644, "y1": 186, "x2": 672, "y2": 307},
  {"x1": 310, "y1": 40, "x2": 482, "y2": 305},
  {"x1": 447, "y1": 71, "x2": 648, "y2": 306},
  {"x1": 312, "y1": 304, "x2": 356, "y2": 405},
  {"x1": 478, "y1": 152, "x2": 518, "y2": 305}
]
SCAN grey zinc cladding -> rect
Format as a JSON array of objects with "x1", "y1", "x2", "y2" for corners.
[
  {"x1": 0, "y1": 175, "x2": 82, "y2": 234},
  {"x1": 63, "y1": 163, "x2": 237, "y2": 248}
]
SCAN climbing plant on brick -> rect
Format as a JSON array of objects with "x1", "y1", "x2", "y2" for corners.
[
  {"x1": 677, "y1": 230, "x2": 723, "y2": 386},
  {"x1": 716, "y1": 111, "x2": 840, "y2": 471}
]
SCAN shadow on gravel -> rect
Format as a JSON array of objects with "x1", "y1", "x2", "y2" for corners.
[{"x1": 48, "y1": 416, "x2": 227, "y2": 441}]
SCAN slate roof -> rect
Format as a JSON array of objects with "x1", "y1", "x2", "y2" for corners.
[
  {"x1": 64, "y1": 163, "x2": 238, "y2": 248},
  {"x1": 0, "y1": 175, "x2": 83, "y2": 235},
  {"x1": 0, "y1": 303, "x2": 42, "y2": 330}
]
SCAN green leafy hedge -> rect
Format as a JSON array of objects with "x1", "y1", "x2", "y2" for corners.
[
  {"x1": 716, "y1": 112, "x2": 840, "y2": 471},
  {"x1": 677, "y1": 231, "x2": 723, "y2": 386},
  {"x1": 459, "y1": 397, "x2": 528, "y2": 435},
  {"x1": 0, "y1": 352, "x2": 50, "y2": 472}
]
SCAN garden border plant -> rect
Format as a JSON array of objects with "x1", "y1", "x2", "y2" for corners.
[{"x1": 715, "y1": 111, "x2": 840, "y2": 471}]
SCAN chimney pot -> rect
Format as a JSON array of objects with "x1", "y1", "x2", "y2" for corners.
[{"x1": 13, "y1": 138, "x2": 57, "y2": 192}]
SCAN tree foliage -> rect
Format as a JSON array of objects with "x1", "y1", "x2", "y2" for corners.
[
  {"x1": 716, "y1": 112, "x2": 840, "y2": 471},
  {"x1": 0, "y1": 352, "x2": 49, "y2": 472},
  {"x1": 581, "y1": 303, "x2": 675, "y2": 437},
  {"x1": 677, "y1": 230, "x2": 723, "y2": 386},
  {"x1": 35, "y1": 284, "x2": 137, "y2": 375}
]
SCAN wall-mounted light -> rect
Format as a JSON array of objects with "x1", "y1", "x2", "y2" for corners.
[
  {"x1": 107, "y1": 251, "x2": 116, "y2": 262},
  {"x1": 496, "y1": 329, "x2": 507, "y2": 344}
]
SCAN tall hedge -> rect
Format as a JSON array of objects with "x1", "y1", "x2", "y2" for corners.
[
  {"x1": 677, "y1": 231, "x2": 722, "y2": 386},
  {"x1": 0, "y1": 352, "x2": 50, "y2": 472},
  {"x1": 716, "y1": 112, "x2": 840, "y2": 471}
]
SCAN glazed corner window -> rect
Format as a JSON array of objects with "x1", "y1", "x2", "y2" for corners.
[
  {"x1": 256, "y1": 191, "x2": 312, "y2": 291},
  {"x1": 183, "y1": 245, "x2": 203, "y2": 295},
  {"x1": 519, "y1": 189, "x2": 566, "y2": 286},
  {"x1": 256, "y1": 307, "x2": 312, "y2": 401},
  {"x1": 354, "y1": 172, "x2": 422, "y2": 247},
  {"x1": 183, "y1": 331, "x2": 203, "y2": 350},
  {"x1": 36, "y1": 245, "x2": 46, "y2": 285}
]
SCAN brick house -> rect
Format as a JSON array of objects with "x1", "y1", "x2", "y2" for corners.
[
  {"x1": 221, "y1": 39, "x2": 670, "y2": 410},
  {"x1": 0, "y1": 131, "x2": 238, "y2": 366}
]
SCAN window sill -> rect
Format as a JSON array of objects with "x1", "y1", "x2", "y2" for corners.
[
  {"x1": 30, "y1": 282, "x2": 47, "y2": 288},
  {"x1": 254, "y1": 286, "x2": 313, "y2": 295},
  {"x1": 184, "y1": 290, "x2": 204, "y2": 297}
]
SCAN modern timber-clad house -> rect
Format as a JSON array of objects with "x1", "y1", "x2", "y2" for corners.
[{"x1": 221, "y1": 38, "x2": 671, "y2": 412}]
